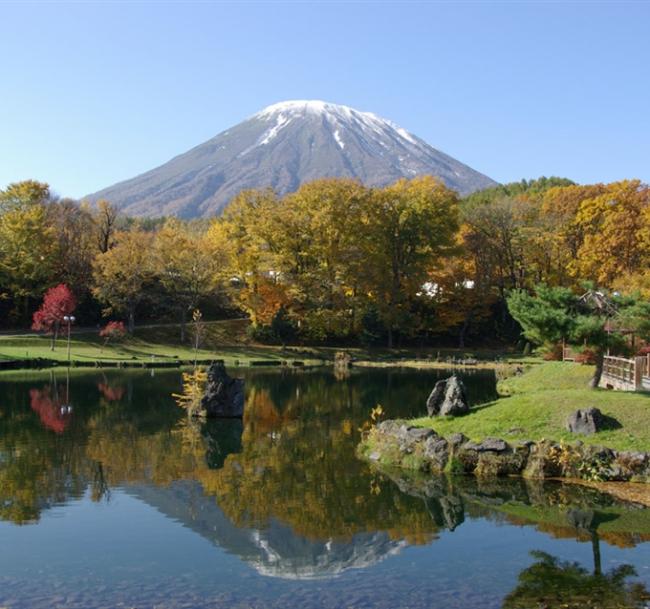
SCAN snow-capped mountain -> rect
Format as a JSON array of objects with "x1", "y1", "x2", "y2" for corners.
[{"x1": 86, "y1": 100, "x2": 497, "y2": 218}]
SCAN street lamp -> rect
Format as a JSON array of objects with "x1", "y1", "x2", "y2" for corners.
[{"x1": 63, "y1": 315, "x2": 76, "y2": 365}]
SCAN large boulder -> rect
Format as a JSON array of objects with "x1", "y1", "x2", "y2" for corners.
[
  {"x1": 200, "y1": 362, "x2": 245, "y2": 417},
  {"x1": 565, "y1": 408, "x2": 605, "y2": 435},
  {"x1": 426, "y1": 375, "x2": 469, "y2": 417}
]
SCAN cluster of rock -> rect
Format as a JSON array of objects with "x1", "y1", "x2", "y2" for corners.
[
  {"x1": 565, "y1": 407, "x2": 620, "y2": 435},
  {"x1": 362, "y1": 420, "x2": 650, "y2": 483},
  {"x1": 200, "y1": 362, "x2": 245, "y2": 417},
  {"x1": 426, "y1": 375, "x2": 469, "y2": 417}
]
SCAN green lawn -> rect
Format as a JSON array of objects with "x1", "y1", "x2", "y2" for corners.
[
  {"x1": 0, "y1": 320, "x2": 326, "y2": 366},
  {"x1": 0, "y1": 320, "x2": 523, "y2": 368},
  {"x1": 410, "y1": 361, "x2": 650, "y2": 452}
]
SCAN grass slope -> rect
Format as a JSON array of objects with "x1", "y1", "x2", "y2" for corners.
[
  {"x1": 0, "y1": 320, "x2": 324, "y2": 366},
  {"x1": 410, "y1": 361, "x2": 650, "y2": 452},
  {"x1": 0, "y1": 320, "x2": 524, "y2": 367}
]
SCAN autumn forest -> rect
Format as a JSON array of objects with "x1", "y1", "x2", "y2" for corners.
[{"x1": 1, "y1": 175, "x2": 649, "y2": 350}]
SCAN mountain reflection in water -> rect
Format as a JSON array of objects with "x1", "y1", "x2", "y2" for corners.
[{"x1": 0, "y1": 367, "x2": 648, "y2": 608}]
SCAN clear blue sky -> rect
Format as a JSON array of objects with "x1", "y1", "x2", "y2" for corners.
[{"x1": 1, "y1": 1, "x2": 648, "y2": 198}]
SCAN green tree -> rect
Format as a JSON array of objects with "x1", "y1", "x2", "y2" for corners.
[
  {"x1": 507, "y1": 285, "x2": 650, "y2": 386},
  {"x1": 506, "y1": 284, "x2": 577, "y2": 348}
]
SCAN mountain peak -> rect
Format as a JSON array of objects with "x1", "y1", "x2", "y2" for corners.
[
  {"x1": 256, "y1": 100, "x2": 367, "y2": 119},
  {"x1": 86, "y1": 102, "x2": 497, "y2": 218},
  {"x1": 254, "y1": 100, "x2": 411, "y2": 141}
]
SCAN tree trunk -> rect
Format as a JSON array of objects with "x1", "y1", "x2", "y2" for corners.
[
  {"x1": 348, "y1": 289, "x2": 357, "y2": 337},
  {"x1": 387, "y1": 325, "x2": 393, "y2": 349},
  {"x1": 23, "y1": 295, "x2": 30, "y2": 326},
  {"x1": 458, "y1": 316, "x2": 470, "y2": 349},
  {"x1": 52, "y1": 323, "x2": 59, "y2": 351},
  {"x1": 180, "y1": 308, "x2": 187, "y2": 343},
  {"x1": 128, "y1": 310, "x2": 135, "y2": 334},
  {"x1": 590, "y1": 352, "x2": 604, "y2": 388}
]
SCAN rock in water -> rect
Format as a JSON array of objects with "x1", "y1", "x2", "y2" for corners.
[
  {"x1": 426, "y1": 375, "x2": 469, "y2": 417},
  {"x1": 200, "y1": 362, "x2": 245, "y2": 417},
  {"x1": 565, "y1": 408, "x2": 604, "y2": 435}
]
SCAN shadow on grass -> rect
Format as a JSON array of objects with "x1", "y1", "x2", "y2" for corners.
[
  {"x1": 598, "y1": 413, "x2": 623, "y2": 431},
  {"x1": 466, "y1": 399, "x2": 502, "y2": 414}
]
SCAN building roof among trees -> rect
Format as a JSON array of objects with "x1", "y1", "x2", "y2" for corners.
[{"x1": 577, "y1": 290, "x2": 618, "y2": 317}]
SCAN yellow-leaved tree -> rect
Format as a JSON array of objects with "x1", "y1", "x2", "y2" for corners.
[
  {"x1": 571, "y1": 180, "x2": 650, "y2": 285},
  {"x1": 360, "y1": 176, "x2": 460, "y2": 347},
  {"x1": 154, "y1": 219, "x2": 219, "y2": 341},
  {"x1": 0, "y1": 181, "x2": 58, "y2": 319},
  {"x1": 91, "y1": 230, "x2": 154, "y2": 332}
]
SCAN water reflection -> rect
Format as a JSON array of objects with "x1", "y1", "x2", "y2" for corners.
[
  {"x1": 503, "y1": 551, "x2": 649, "y2": 609},
  {"x1": 0, "y1": 367, "x2": 648, "y2": 594},
  {"x1": 28, "y1": 369, "x2": 73, "y2": 433},
  {"x1": 97, "y1": 374, "x2": 125, "y2": 402}
]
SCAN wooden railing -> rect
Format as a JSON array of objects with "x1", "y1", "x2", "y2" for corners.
[
  {"x1": 601, "y1": 355, "x2": 650, "y2": 391},
  {"x1": 602, "y1": 356, "x2": 635, "y2": 384},
  {"x1": 562, "y1": 345, "x2": 575, "y2": 361},
  {"x1": 641, "y1": 353, "x2": 650, "y2": 378}
]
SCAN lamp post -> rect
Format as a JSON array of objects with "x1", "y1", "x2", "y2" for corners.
[{"x1": 63, "y1": 315, "x2": 76, "y2": 365}]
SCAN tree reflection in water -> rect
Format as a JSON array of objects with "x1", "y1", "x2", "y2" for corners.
[
  {"x1": 0, "y1": 368, "x2": 648, "y2": 589},
  {"x1": 503, "y1": 551, "x2": 649, "y2": 609},
  {"x1": 29, "y1": 369, "x2": 73, "y2": 433}
]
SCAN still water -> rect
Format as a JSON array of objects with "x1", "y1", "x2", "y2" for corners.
[{"x1": 0, "y1": 366, "x2": 648, "y2": 609}]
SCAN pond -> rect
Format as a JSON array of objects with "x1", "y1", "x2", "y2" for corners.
[{"x1": 0, "y1": 366, "x2": 648, "y2": 609}]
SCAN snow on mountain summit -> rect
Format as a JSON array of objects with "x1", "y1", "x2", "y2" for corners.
[
  {"x1": 256, "y1": 100, "x2": 368, "y2": 120},
  {"x1": 254, "y1": 100, "x2": 420, "y2": 149},
  {"x1": 86, "y1": 100, "x2": 497, "y2": 218}
]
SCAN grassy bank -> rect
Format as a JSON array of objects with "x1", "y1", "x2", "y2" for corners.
[
  {"x1": 0, "y1": 320, "x2": 325, "y2": 367},
  {"x1": 409, "y1": 361, "x2": 650, "y2": 452},
  {"x1": 0, "y1": 319, "x2": 521, "y2": 368}
]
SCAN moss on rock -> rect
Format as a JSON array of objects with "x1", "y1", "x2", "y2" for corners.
[{"x1": 358, "y1": 419, "x2": 650, "y2": 484}]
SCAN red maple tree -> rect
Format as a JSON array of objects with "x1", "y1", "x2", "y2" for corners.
[
  {"x1": 99, "y1": 320, "x2": 127, "y2": 350},
  {"x1": 31, "y1": 284, "x2": 77, "y2": 351}
]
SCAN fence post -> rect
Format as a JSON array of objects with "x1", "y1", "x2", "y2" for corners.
[{"x1": 634, "y1": 356, "x2": 645, "y2": 390}]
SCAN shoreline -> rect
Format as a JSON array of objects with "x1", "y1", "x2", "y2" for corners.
[
  {"x1": 0, "y1": 356, "x2": 326, "y2": 372},
  {"x1": 358, "y1": 420, "x2": 650, "y2": 490}
]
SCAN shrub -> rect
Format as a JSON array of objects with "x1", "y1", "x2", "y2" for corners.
[
  {"x1": 99, "y1": 321, "x2": 127, "y2": 348},
  {"x1": 542, "y1": 342, "x2": 563, "y2": 361},
  {"x1": 574, "y1": 348, "x2": 597, "y2": 365},
  {"x1": 247, "y1": 308, "x2": 298, "y2": 345}
]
